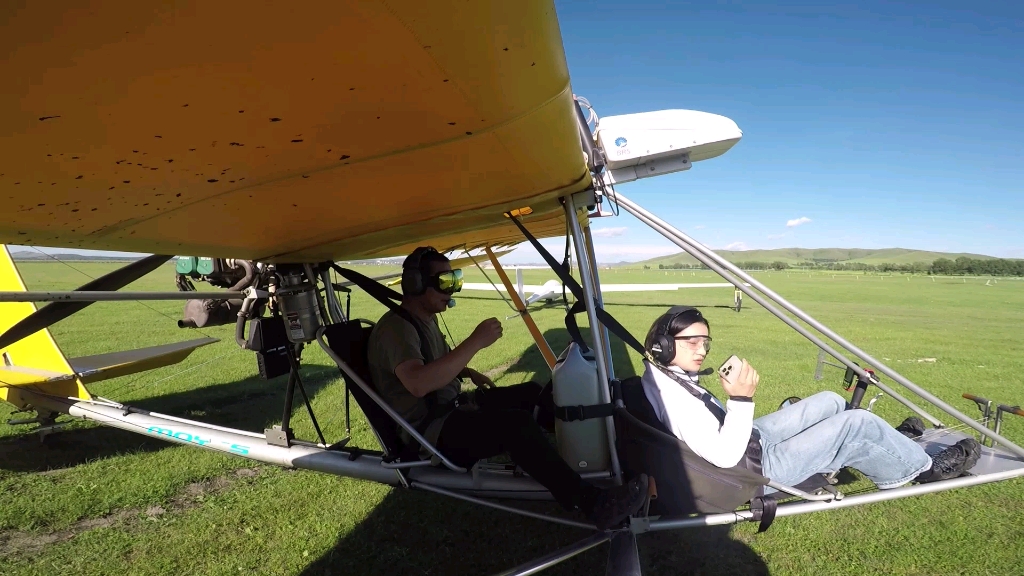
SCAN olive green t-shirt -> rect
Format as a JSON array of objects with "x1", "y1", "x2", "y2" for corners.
[{"x1": 367, "y1": 309, "x2": 462, "y2": 448}]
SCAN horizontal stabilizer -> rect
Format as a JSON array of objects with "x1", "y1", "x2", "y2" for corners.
[{"x1": 69, "y1": 338, "x2": 218, "y2": 384}]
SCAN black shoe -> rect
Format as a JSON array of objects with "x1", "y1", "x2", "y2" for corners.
[
  {"x1": 588, "y1": 474, "x2": 649, "y2": 531},
  {"x1": 919, "y1": 438, "x2": 982, "y2": 483},
  {"x1": 896, "y1": 417, "x2": 926, "y2": 439}
]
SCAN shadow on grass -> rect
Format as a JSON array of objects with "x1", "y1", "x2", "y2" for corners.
[
  {"x1": 299, "y1": 488, "x2": 770, "y2": 576},
  {"x1": 0, "y1": 363, "x2": 342, "y2": 474}
]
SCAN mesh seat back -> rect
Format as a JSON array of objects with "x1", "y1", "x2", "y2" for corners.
[
  {"x1": 323, "y1": 321, "x2": 405, "y2": 458},
  {"x1": 616, "y1": 377, "x2": 767, "y2": 515}
]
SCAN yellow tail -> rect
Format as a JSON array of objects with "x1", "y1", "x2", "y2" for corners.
[{"x1": 0, "y1": 245, "x2": 91, "y2": 411}]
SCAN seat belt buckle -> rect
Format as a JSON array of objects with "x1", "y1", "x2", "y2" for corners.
[{"x1": 558, "y1": 405, "x2": 585, "y2": 422}]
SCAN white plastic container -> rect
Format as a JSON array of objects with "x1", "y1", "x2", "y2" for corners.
[{"x1": 551, "y1": 342, "x2": 610, "y2": 473}]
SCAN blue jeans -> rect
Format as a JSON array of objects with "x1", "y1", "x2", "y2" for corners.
[{"x1": 754, "y1": 391, "x2": 932, "y2": 490}]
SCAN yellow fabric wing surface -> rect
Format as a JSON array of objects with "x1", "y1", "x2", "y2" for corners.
[
  {"x1": 0, "y1": 246, "x2": 89, "y2": 407},
  {"x1": 0, "y1": 1, "x2": 589, "y2": 262}
]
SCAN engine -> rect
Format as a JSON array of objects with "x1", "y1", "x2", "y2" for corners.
[{"x1": 175, "y1": 257, "x2": 259, "y2": 328}]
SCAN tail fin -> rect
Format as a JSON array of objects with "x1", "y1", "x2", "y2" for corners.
[{"x1": 0, "y1": 245, "x2": 91, "y2": 410}]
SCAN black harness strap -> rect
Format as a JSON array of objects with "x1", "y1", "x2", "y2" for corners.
[
  {"x1": 507, "y1": 213, "x2": 647, "y2": 358},
  {"x1": 555, "y1": 402, "x2": 616, "y2": 422}
]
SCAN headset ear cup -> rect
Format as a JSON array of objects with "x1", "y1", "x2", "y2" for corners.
[
  {"x1": 654, "y1": 334, "x2": 674, "y2": 364},
  {"x1": 401, "y1": 247, "x2": 427, "y2": 296}
]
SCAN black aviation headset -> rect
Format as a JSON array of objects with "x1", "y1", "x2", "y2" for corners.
[
  {"x1": 401, "y1": 246, "x2": 464, "y2": 297},
  {"x1": 647, "y1": 305, "x2": 710, "y2": 365},
  {"x1": 401, "y1": 246, "x2": 438, "y2": 296}
]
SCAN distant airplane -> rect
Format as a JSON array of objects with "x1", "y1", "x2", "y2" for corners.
[{"x1": 462, "y1": 270, "x2": 748, "y2": 309}]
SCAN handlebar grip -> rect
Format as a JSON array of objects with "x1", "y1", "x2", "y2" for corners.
[
  {"x1": 962, "y1": 393, "x2": 991, "y2": 405},
  {"x1": 998, "y1": 404, "x2": 1024, "y2": 418}
]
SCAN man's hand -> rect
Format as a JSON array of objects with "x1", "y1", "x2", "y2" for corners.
[
  {"x1": 467, "y1": 318, "x2": 503, "y2": 350},
  {"x1": 720, "y1": 359, "x2": 759, "y2": 398},
  {"x1": 464, "y1": 367, "x2": 496, "y2": 389}
]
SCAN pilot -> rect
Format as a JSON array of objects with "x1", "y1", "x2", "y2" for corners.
[
  {"x1": 367, "y1": 246, "x2": 648, "y2": 530},
  {"x1": 639, "y1": 306, "x2": 981, "y2": 491}
]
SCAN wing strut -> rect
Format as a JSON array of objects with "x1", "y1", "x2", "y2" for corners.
[
  {"x1": 484, "y1": 247, "x2": 557, "y2": 370},
  {"x1": 0, "y1": 254, "x2": 172, "y2": 350}
]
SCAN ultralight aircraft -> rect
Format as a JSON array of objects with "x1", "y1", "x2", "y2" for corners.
[{"x1": 2, "y1": 2, "x2": 1023, "y2": 574}]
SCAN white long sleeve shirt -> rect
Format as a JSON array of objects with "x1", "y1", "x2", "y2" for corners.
[{"x1": 640, "y1": 361, "x2": 755, "y2": 469}]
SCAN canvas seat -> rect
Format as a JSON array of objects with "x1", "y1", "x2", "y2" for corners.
[
  {"x1": 322, "y1": 320, "x2": 433, "y2": 465},
  {"x1": 616, "y1": 377, "x2": 831, "y2": 519}
]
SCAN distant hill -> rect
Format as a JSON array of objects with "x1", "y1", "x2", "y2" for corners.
[
  {"x1": 636, "y1": 248, "x2": 998, "y2": 268},
  {"x1": 9, "y1": 251, "x2": 143, "y2": 262}
]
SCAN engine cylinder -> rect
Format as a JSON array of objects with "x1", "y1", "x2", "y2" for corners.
[{"x1": 276, "y1": 271, "x2": 322, "y2": 343}]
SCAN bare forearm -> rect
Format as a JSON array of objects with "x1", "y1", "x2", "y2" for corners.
[{"x1": 399, "y1": 341, "x2": 481, "y2": 397}]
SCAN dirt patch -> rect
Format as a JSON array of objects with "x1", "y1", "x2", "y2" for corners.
[{"x1": 0, "y1": 467, "x2": 262, "y2": 557}]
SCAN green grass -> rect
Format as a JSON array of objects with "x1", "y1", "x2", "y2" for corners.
[{"x1": 1, "y1": 262, "x2": 1023, "y2": 575}]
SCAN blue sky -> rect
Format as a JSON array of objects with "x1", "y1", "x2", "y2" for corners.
[
  {"x1": 528, "y1": 0, "x2": 1024, "y2": 263},
  {"x1": 16, "y1": 2, "x2": 1023, "y2": 263}
]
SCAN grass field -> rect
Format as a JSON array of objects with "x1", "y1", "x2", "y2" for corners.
[
  {"x1": 637, "y1": 248, "x2": 999, "y2": 268},
  {"x1": 2, "y1": 261, "x2": 1023, "y2": 575}
]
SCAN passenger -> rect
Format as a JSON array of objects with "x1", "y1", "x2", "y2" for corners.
[
  {"x1": 367, "y1": 246, "x2": 648, "y2": 529},
  {"x1": 640, "y1": 306, "x2": 981, "y2": 490}
]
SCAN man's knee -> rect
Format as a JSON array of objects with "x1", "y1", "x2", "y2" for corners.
[
  {"x1": 521, "y1": 381, "x2": 543, "y2": 394},
  {"x1": 492, "y1": 407, "x2": 536, "y2": 431},
  {"x1": 810, "y1": 391, "x2": 847, "y2": 412}
]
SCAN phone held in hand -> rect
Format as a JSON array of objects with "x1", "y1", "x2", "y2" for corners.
[{"x1": 718, "y1": 355, "x2": 743, "y2": 386}]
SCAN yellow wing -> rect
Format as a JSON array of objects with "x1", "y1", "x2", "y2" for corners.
[{"x1": 0, "y1": 1, "x2": 588, "y2": 262}]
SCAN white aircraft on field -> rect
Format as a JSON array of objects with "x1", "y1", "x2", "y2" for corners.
[{"x1": 462, "y1": 271, "x2": 748, "y2": 308}]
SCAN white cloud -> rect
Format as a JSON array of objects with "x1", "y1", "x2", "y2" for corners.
[
  {"x1": 694, "y1": 225, "x2": 706, "y2": 230},
  {"x1": 590, "y1": 226, "x2": 628, "y2": 238},
  {"x1": 786, "y1": 216, "x2": 812, "y2": 228},
  {"x1": 767, "y1": 233, "x2": 786, "y2": 240},
  {"x1": 724, "y1": 242, "x2": 748, "y2": 251}
]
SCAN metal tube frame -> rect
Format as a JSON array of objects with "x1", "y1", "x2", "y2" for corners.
[
  {"x1": 0, "y1": 291, "x2": 244, "y2": 302},
  {"x1": 765, "y1": 480, "x2": 841, "y2": 502},
  {"x1": 618, "y1": 196, "x2": 942, "y2": 429},
  {"x1": 582, "y1": 225, "x2": 615, "y2": 379},
  {"x1": 485, "y1": 246, "x2": 558, "y2": 370},
  {"x1": 314, "y1": 328, "x2": 468, "y2": 473},
  {"x1": 492, "y1": 532, "x2": 612, "y2": 576},
  {"x1": 642, "y1": 467, "x2": 1024, "y2": 533},
  {"x1": 565, "y1": 193, "x2": 623, "y2": 484},
  {"x1": 615, "y1": 192, "x2": 1024, "y2": 459},
  {"x1": 993, "y1": 406, "x2": 1023, "y2": 448}
]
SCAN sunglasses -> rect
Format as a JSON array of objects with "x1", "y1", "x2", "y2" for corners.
[{"x1": 431, "y1": 269, "x2": 464, "y2": 295}]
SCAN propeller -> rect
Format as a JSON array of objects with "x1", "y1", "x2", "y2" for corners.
[{"x1": 0, "y1": 254, "x2": 172, "y2": 351}]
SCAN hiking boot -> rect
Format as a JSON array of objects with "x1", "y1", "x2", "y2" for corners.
[
  {"x1": 588, "y1": 474, "x2": 649, "y2": 531},
  {"x1": 896, "y1": 416, "x2": 926, "y2": 439},
  {"x1": 918, "y1": 438, "x2": 982, "y2": 483}
]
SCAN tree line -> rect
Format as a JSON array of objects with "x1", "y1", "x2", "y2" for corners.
[{"x1": 657, "y1": 257, "x2": 1024, "y2": 276}]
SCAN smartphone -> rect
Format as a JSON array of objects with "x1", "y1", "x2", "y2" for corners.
[{"x1": 718, "y1": 355, "x2": 743, "y2": 386}]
